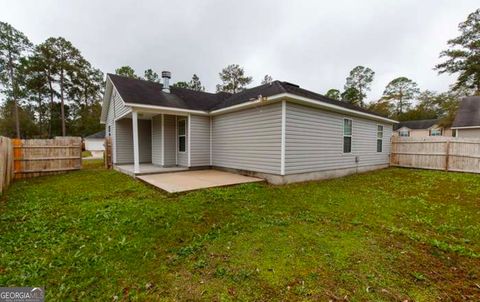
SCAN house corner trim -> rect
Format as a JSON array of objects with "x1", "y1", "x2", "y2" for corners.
[
  {"x1": 281, "y1": 100, "x2": 286, "y2": 176},
  {"x1": 188, "y1": 114, "x2": 191, "y2": 167}
]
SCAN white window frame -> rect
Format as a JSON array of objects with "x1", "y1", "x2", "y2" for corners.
[
  {"x1": 399, "y1": 129, "x2": 410, "y2": 137},
  {"x1": 343, "y1": 118, "x2": 352, "y2": 153},
  {"x1": 178, "y1": 118, "x2": 186, "y2": 153},
  {"x1": 430, "y1": 128, "x2": 442, "y2": 136},
  {"x1": 377, "y1": 124, "x2": 383, "y2": 153}
]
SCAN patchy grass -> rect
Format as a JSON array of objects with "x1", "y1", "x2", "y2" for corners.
[{"x1": 1, "y1": 162, "x2": 479, "y2": 301}]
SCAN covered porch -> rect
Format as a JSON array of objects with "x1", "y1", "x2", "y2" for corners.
[{"x1": 112, "y1": 108, "x2": 195, "y2": 175}]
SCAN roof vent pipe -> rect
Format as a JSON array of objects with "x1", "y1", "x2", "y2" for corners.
[{"x1": 161, "y1": 71, "x2": 171, "y2": 93}]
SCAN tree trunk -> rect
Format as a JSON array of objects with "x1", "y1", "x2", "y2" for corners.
[
  {"x1": 47, "y1": 71, "x2": 55, "y2": 138},
  {"x1": 8, "y1": 53, "x2": 20, "y2": 138},
  {"x1": 37, "y1": 91, "x2": 44, "y2": 136},
  {"x1": 60, "y1": 69, "x2": 66, "y2": 136}
]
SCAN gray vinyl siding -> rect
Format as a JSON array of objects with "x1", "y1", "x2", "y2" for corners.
[
  {"x1": 114, "y1": 118, "x2": 151, "y2": 164},
  {"x1": 458, "y1": 128, "x2": 480, "y2": 138},
  {"x1": 113, "y1": 89, "x2": 130, "y2": 119},
  {"x1": 105, "y1": 88, "x2": 131, "y2": 164},
  {"x1": 285, "y1": 102, "x2": 392, "y2": 174},
  {"x1": 138, "y1": 119, "x2": 151, "y2": 163},
  {"x1": 115, "y1": 118, "x2": 133, "y2": 164},
  {"x1": 163, "y1": 115, "x2": 176, "y2": 166},
  {"x1": 151, "y1": 115, "x2": 162, "y2": 165},
  {"x1": 190, "y1": 115, "x2": 211, "y2": 166},
  {"x1": 177, "y1": 116, "x2": 188, "y2": 167},
  {"x1": 212, "y1": 103, "x2": 282, "y2": 174}
]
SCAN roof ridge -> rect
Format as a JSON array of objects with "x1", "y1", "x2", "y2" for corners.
[{"x1": 108, "y1": 73, "x2": 164, "y2": 86}]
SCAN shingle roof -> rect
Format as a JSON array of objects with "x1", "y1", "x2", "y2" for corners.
[
  {"x1": 108, "y1": 74, "x2": 389, "y2": 119},
  {"x1": 108, "y1": 74, "x2": 226, "y2": 111},
  {"x1": 86, "y1": 130, "x2": 105, "y2": 139},
  {"x1": 393, "y1": 119, "x2": 439, "y2": 131},
  {"x1": 452, "y1": 96, "x2": 480, "y2": 128}
]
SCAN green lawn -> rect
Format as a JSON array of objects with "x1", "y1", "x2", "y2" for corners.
[
  {"x1": 1, "y1": 160, "x2": 479, "y2": 301},
  {"x1": 82, "y1": 150, "x2": 92, "y2": 158}
]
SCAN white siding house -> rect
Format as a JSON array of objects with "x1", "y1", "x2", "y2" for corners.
[
  {"x1": 451, "y1": 96, "x2": 480, "y2": 139},
  {"x1": 101, "y1": 73, "x2": 397, "y2": 184}
]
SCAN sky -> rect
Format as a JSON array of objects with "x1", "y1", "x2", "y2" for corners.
[{"x1": 1, "y1": 0, "x2": 478, "y2": 104}]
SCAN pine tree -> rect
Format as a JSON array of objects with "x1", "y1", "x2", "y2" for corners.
[{"x1": 0, "y1": 21, "x2": 32, "y2": 138}]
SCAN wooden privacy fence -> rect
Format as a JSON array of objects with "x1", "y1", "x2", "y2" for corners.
[
  {"x1": 0, "y1": 137, "x2": 14, "y2": 194},
  {"x1": 13, "y1": 137, "x2": 82, "y2": 179},
  {"x1": 391, "y1": 136, "x2": 480, "y2": 173}
]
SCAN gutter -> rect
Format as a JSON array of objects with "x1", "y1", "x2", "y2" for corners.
[
  {"x1": 125, "y1": 103, "x2": 209, "y2": 116},
  {"x1": 102, "y1": 77, "x2": 397, "y2": 124},
  {"x1": 451, "y1": 125, "x2": 480, "y2": 130},
  {"x1": 210, "y1": 93, "x2": 398, "y2": 124}
]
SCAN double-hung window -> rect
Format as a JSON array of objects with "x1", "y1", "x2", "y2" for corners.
[
  {"x1": 178, "y1": 119, "x2": 186, "y2": 152},
  {"x1": 399, "y1": 129, "x2": 410, "y2": 137},
  {"x1": 377, "y1": 125, "x2": 383, "y2": 152},
  {"x1": 343, "y1": 118, "x2": 352, "y2": 153}
]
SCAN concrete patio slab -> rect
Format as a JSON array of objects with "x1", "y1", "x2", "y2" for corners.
[
  {"x1": 137, "y1": 170, "x2": 264, "y2": 193},
  {"x1": 115, "y1": 164, "x2": 188, "y2": 177}
]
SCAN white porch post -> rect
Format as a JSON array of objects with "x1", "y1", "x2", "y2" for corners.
[{"x1": 132, "y1": 111, "x2": 140, "y2": 174}]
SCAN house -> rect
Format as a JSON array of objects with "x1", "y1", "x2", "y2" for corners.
[
  {"x1": 84, "y1": 130, "x2": 105, "y2": 152},
  {"x1": 451, "y1": 96, "x2": 480, "y2": 138},
  {"x1": 393, "y1": 119, "x2": 453, "y2": 137},
  {"x1": 100, "y1": 72, "x2": 397, "y2": 184}
]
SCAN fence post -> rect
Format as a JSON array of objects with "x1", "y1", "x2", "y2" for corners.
[
  {"x1": 12, "y1": 139, "x2": 22, "y2": 178},
  {"x1": 445, "y1": 140, "x2": 450, "y2": 172},
  {"x1": 79, "y1": 139, "x2": 83, "y2": 169}
]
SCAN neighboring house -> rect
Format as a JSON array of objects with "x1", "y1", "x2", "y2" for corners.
[
  {"x1": 451, "y1": 96, "x2": 480, "y2": 138},
  {"x1": 84, "y1": 130, "x2": 105, "y2": 152},
  {"x1": 393, "y1": 119, "x2": 453, "y2": 137},
  {"x1": 100, "y1": 72, "x2": 397, "y2": 184}
]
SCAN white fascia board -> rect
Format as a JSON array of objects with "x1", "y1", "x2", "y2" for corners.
[
  {"x1": 101, "y1": 75, "x2": 131, "y2": 123},
  {"x1": 100, "y1": 79, "x2": 113, "y2": 124},
  {"x1": 451, "y1": 125, "x2": 480, "y2": 130},
  {"x1": 125, "y1": 103, "x2": 209, "y2": 116}
]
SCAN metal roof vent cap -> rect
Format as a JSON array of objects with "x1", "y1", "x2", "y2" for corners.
[{"x1": 162, "y1": 71, "x2": 171, "y2": 93}]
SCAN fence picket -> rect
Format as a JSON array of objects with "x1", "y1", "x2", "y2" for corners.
[{"x1": 0, "y1": 136, "x2": 83, "y2": 194}]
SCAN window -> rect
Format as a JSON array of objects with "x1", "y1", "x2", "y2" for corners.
[
  {"x1": 108, "y1": 125, "x2": 111, "y2": 136},
  {"x1": 399, "y1": 129, "x2": 410, "y2": 137},
  {"x1": 178, "y1": 119, "x2": 186, "y2": 152},
  {"x1": 430, "y1": 128, "x2": 442, "y2": 136},
  {"x1": 377, "y1": 125, "x2": 383, "y2": 152},
  {"x1": 452, "y1": 129, "x2": 458, "y2": 137},
  {"x1": 343, "y1": 118, "x2": 352, "y2": 153}
]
